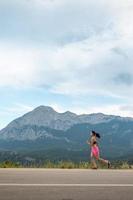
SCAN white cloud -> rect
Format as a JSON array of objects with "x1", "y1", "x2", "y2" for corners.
[
  {"x1": 0, "y1": 43, "x2": 45, "y2": 88},
  {"x1": 4, "y1": 103, "x2": 34, "y2": 114},
  {"x1": 0, "y1": 28, "x2": 133, "y2": 99},
  {"x1": 0, "y1": 103, "x2": 33, "y2": 129},
  {"x1": 0, "y1": 0, "x2": 133, "y2": 119}
]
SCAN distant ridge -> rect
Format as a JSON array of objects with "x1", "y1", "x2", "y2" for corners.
[
  {"x1": 0, "y1": 105, "x2": 133, "y2": 159},
  {"x1": 1, "y1": 105, "x2": 132, "y2": 133}
]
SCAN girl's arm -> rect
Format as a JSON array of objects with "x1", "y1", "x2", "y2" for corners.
[
  {"x1": 86, "y1": 139, "x2": 91, "y2": 145},
  {"x1": 87, "y1": 137, "x2": 95, "y2": 146}
]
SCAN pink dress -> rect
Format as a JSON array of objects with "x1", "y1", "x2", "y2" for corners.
[{"x1": 91, "y1": 145, "x2": 99, "y2": 158}]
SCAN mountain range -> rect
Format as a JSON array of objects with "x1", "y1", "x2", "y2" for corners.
[{"x1": 0, "y1": 105, "x2": 133, "y2": 162}]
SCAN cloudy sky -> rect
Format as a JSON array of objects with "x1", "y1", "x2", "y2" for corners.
[{"x1": 0, "y1": 0, "x2": 133, "y2": 128}]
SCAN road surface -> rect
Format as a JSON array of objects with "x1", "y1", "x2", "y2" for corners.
[{"x1": 0, "y1": 169, "x2": 133, "y2": 200}]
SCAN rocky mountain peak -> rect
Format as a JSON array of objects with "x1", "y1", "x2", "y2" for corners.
[{"x1": 33, "y1": 106, "x2": 57, "y2": 113}]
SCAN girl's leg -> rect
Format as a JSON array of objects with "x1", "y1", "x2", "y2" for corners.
[
  {"x1": 98, "y1": 157, "x2": 108, "y2": 164},
  {"x1": 96, "y1": 156, "x2": 111, "y2": 168},
  {"x1": 91, "y1": 156, "x2": 98, "y2": 169}
]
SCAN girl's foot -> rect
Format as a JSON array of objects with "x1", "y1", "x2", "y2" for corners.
[{"x1": 91, "y1": 167, "x2": 98, "y2": 169}]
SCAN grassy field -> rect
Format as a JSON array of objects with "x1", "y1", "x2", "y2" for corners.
[{"x1": 0, "y1": 160, "x2": 133, "y2": 169}]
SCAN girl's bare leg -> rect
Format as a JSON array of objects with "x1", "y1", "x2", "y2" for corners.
[
  {"x1": 96, "y1": 157, "x2": 111, "y2": 168},
  {"x1": 91, "y1": 156, "x2": 98, "y2": 169},
  {"x1": 98, "y1": 157, "x2": 108, "y2": 164}
]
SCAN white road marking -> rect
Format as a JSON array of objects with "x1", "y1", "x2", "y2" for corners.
[{"x1": 0, "y1": 184, "x2": 132, "y2": 187}]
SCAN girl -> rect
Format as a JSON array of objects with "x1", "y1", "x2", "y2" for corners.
[{"x1": 87, "y1": 130, "x2": 111, "y2": 169}]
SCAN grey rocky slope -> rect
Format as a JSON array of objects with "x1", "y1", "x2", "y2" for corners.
[
  {"x1": 0, "y1": 105, "x2": 133, "y2": 141},
  {"x1": 0, "y1": 105, "x2": 133, "y2": 160}
]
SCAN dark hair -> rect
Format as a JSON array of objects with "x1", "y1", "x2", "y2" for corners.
[{"x1": 92, "y1": 130, "x2": 101, "y2": 139}]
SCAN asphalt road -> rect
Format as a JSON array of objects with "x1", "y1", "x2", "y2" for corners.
[{"x1": 0, "y1": 169, "x2": 133, "y2": 200}]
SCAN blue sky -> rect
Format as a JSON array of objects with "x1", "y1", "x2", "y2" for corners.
[{"x1": 0, "y1": 0, "x2": 133, "y2": 129}]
